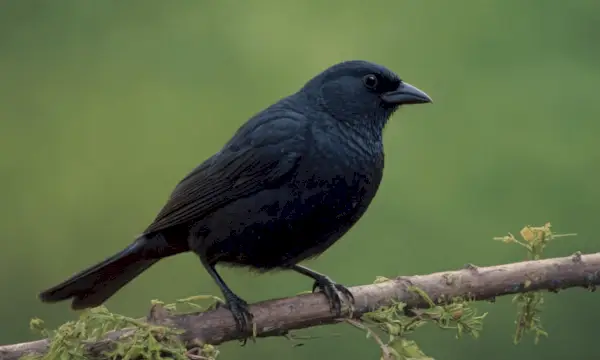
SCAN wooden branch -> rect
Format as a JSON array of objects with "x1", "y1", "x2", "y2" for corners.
[{"x1": 2, "y1": 251, "x2": 599, "y2": 360}]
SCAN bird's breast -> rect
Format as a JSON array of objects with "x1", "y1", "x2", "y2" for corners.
[{"x1": 293, "y1": 141, "x2": 384, "y2": 216}]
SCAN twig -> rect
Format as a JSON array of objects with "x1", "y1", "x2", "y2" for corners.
[{"x1": 1, "y1": 251, "x2": 599, "y2": 360}]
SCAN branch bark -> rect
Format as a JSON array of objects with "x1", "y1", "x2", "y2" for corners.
[{"x1": 2, "y1": 251, "x2": 599, "y2": 360}]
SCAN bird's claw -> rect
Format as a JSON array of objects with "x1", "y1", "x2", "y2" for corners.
[
  {"x1": 311, "y1": 276, "x2": 354, "y2": 316},
  {"x1": 218, "y1": 294, "x2": 254, "y2": 345}
]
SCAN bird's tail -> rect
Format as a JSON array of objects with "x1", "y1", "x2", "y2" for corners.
[{"x1": 39, "y1": 236, "x2": 161, "y2": 310}]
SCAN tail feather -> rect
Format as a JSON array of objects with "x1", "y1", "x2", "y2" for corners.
[{"x1": 39, "y1": 238, "x2": 159, "y2": 310}]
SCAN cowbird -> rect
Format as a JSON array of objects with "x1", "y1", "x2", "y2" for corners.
[{"x1": 39, "y1": 60, "x2": 431, "y2": 337}]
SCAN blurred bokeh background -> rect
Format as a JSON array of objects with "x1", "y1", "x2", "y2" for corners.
[{"x1": 1, "y1": 1, "x2": 599, "y2": 359}]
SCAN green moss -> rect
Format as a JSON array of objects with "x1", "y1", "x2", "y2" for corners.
[
  {"x1": 24, "y1": 299, "x2": 221, "y2": 360},
  {"x1": 352, "y1": 282, "x2": 486, "y2": 360},
  {"x1": 24, "y1": 223, "x2": 579, "y2": 359}
]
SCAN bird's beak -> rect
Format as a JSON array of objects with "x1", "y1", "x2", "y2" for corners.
[{"x1": 381, "y1": 82, "x2": 432, "y2": 105}]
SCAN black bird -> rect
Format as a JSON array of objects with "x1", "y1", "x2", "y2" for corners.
[{"x1": 39, "y1": 60, "x2": 431, "y2": 336}]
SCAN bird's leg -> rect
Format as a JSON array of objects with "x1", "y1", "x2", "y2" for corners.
[
  {"x1": 290, "y1": 264, "x2": 354, "y2": 316},
  {"x1": 200, "y1": 258, "x2": 253, "y2": 344}
]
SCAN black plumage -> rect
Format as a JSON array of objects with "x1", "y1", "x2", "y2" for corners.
[{"x1": 39, "y1": 60, "x2": 432, "y2": 337}]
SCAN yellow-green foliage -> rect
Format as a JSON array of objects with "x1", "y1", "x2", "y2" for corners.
[
  {"x1": 24, "y1": 303, "x2": 220, "y2": 360},
  {"x1": 355, "y1": 282, "x2": 486, "y2": 360},
  {"x1": 494, "y1": 223, "x2": 576, "y2": 344},
  {"x1": 349, "y1": 223, "x2": 577, "y2": 359},
  {"x1": 24, "y1": 224, "x2": 577, "y2": 360}
]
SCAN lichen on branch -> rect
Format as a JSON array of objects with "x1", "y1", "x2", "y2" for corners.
[{"x1": 0, "y1": 224, "x2": 595, "y2": 360}]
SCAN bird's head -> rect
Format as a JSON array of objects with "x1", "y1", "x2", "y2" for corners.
[{"x1": 300, "y1": 60, "x2": 432, "y2": 132}]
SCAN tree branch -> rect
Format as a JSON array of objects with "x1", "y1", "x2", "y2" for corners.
[{"x1": 2, "y1": 251, "x2": 599, "y2": 360}]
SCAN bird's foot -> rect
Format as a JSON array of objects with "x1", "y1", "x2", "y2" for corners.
[
  {"x1": 311, "y1": 275, "x2": 354, "y2": 316},
  {"x1": 215, "y1": 294, "x2": 254, "y2": 345}
]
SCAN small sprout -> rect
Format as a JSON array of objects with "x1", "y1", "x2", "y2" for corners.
[
  {"x1": 173, "y1": 295, "x2": 225, "y2": 313},
  {"x1": 390, "y1": 338, "x2": 434, "y2": 360},
  {"x1": 374, "y1": 276, "x2": 392, "y2": 284},
  {"x1": 520, "y1": 226, "x2": 538, "y2": 243},
  {"x1": 346, "y1": 319, "x2": 400, "y2": 360},
  {"x1": 572, "y1": 251, "x2": 583, "y2": 263},
  {"x1": 452, "y1": 309, "x2": 463, "y2": 320},
  {"x1": 296, "y1": 290, "x2": 314, "y2": 295},
  {"x1": 494, "y1": 222, "x2": 576, "y2": 260},
  {"x1": 463, "y1": 263, "x2": 479, "y2": 273},
  {"x1": 493, "y1": 232, "x2": 516, "y2": 244},
  {"x1": 513, "y1": 291, "x2": 548, "y2": 345},
  {"x1": 497, "y1": 223, "x2": 575, "y2": 345},
  {"x1": 187, "y1": 344, "x2": 221, "y2": 360}
]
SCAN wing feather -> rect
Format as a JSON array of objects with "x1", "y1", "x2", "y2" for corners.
[{"x1": 143, "y1": 140, "x2": 302, "y2": 234}]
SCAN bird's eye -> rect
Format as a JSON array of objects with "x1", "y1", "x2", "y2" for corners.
[{"x1": 363, "y1": 74, "x2": 378, "y2": 90}]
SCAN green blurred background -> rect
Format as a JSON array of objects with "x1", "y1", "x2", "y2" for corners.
[{"x1": 1, "y1": 1, "x2": 599, "y2": 359}]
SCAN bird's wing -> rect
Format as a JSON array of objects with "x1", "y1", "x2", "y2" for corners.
[{"x1": 143, "y1": 123, "x2": 304, "y2": 235}]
